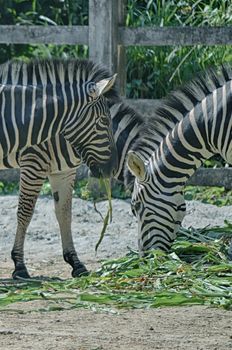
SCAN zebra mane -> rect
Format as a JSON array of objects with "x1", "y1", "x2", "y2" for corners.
[
  {"x1": 0, "y1": 58, "x2": 119, "y2": 101},
  {"x1": 110, "y1": 101, "x2": 144, "y2": 183},
  {"x1": 110, "y1": 100, "x2": 143, "y2": 129},
  {"x1": 125, "y1": 64, "x2": 232, "y2": 188},
  {"x1": 131, "y1": 64, "x2": 232, "y2": 155}
]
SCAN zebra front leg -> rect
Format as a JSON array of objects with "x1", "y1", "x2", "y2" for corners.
[
  {"x1": 48, "y1": 170, "x2": 88, "y2": 277},
  {"x1": 11, "y1": 169, "x2": 46, "y2": 279}
]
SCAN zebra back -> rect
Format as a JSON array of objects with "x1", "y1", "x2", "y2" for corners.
[{"x1": 0, "y1": 58, "x2": 119, "y2": 177}]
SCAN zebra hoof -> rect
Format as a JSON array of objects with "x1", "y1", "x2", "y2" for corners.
[
  {"x1": 72, "y1": 265, "x2": 89, "y2": 277},
  {"x1": 12, "y1": 268, "x2": 31, "y2": 280}
]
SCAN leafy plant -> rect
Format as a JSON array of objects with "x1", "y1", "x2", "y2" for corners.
[
  {"x1": 1, "y1": 223, "x2": 231, "y2": 311},
  {"x1": 184, "y1": 186, "x2": 232, "y2": 206}
]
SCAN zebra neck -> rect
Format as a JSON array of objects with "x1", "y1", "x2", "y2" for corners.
[
  {"x1": 150, "y1": 80, "x2": 232, "y2": 189},
  {"x1": 114, "y1": 120, "x2": 143, "y2": 182},
  {"x1": 151, "y1": 112, "x2": 217, "y2": 188}
]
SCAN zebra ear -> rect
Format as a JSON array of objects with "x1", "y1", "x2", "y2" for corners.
[
  {"x1": 127, "y1": 151, "x2": 146, "y2": 182},
  {"x1": 95, "y1": 74, "x2": 117, "y2": 96}
]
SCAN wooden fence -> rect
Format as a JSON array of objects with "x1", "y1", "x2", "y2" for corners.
[{"x1": 0, "y1": 0, "x2": 232, "y2": 187}]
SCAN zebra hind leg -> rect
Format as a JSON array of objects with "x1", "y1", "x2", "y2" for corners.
[
  {"x1": 49, "y1": 170, "x2": 88, "y2": 277},
  {"x1": 12, "y1": 166, "x2": 47, "y2": 279},
  {"x1": 11, "y1": 246, "x2": 30, "y2": 279},
  {"x1": 12, "y1": 192, "x2": 43, "y2": 279}
]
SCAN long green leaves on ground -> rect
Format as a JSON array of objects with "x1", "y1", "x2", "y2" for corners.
[{"x1": 1, "y1": 223, "x2": 231, "y2": 312}]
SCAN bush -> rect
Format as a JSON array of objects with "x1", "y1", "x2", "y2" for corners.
[{"x1": 126, "y1": 0, "x2": 232, "y2": 98}]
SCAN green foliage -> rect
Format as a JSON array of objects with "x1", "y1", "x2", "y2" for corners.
[
  {"x1": 72, "y1": 179, "x2": 130, "y2": 201},
  {"x1": 72, "y1": 179, "x2": 89, "y2": 198},
  {"x1": 111, "y1": 182, "x2": 130, "y2": 199},
  {"x1": 40, "y1": 181, "x2": 52, "y2": 196},
  {"x1": 1, "y1": 223, "x2": 232, "y2": 311},
  {"x1": 126, "y1": 0, "x2": 232, "y2": 98},
  {"x1": 0, "y1": 0, "x2": 88, "y2": 63},
  {"x1": 0, "y1": 0, "x2": 88, "y2": 26},
  {"x1": 126, "y1": 0, "x2": 232, "y2": 28},
  {"x1": 184, "y1": 186, "x2": 232, "y2": 206},
  {"x1": 0, "y1": 181, "x2": 18, "y2": 194}
]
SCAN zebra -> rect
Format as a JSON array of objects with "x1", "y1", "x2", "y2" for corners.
[
  {"x1": 9, "y1": 64, "x2": 231, "y2": 277},
  {"x1": 0, "y1": 58, "x2": 118, "y2": 178},
  {"x1": 127, "y1": 65, "x2": 232, "y2": 254},
  {"x1": 4, "y1": 101, "x2": 143, "y2": 278}
]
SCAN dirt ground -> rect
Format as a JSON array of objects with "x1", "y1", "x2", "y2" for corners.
[{"x1": 0, "y1": 195, "x2": 232, "y2": 350}]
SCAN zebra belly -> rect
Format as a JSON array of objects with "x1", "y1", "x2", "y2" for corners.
[
  {"x1": 16, "y1": 136, "x2": 82, "y2": 176},
  {"x1": 0, "y1": 136, "x2": 81, "y2": 176}
]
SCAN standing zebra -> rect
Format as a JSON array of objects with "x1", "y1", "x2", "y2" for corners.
[
  {"x1": 3, "y1": 102, "x2": 142, "y2": 278},
  {"x1": 0, "y1": 59, "x2": 118, "y2": 177},
  {"x1": 127, "y1": 65, "x2": 232, "y2": 254},
  {"x1": 0, "y1": 58, "x2": 119, "y2": 278}
]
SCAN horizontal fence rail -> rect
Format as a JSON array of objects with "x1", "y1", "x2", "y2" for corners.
[
  {"x1": 0, "y1": 26, "x2": 232, "y2": 46},
  {"x1": 119, "y1": 27, "x2": 232, "y2": 46},
  {"x1": 0, "y1": 25, "x2": 88, "y2": 45},
  {"x1": 187, "y1": 168, "x2": 232, "y2": 190}
]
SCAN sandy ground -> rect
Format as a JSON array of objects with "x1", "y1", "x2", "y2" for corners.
[{"x1": 0, "y1": 195, "x2": 232, "y2": 350}]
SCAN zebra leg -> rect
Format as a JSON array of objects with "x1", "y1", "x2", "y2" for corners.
[
  {"x1": 48, "y1": 170, "x2": 88, "y2": 277},
  {"x1": 11, "y1": 169, "x2": 47, "y2": 279}
]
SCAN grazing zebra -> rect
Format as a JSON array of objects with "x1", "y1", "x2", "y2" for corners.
[
  {"x1": 127, "y1": 65, "x2": 232, "y2": 254},
  {"x1": 0, "y1": 59, "x2": 118, "y2": 177},
  {"x1": 6, "y1": 102, "x2": 142, "y2": 278}
]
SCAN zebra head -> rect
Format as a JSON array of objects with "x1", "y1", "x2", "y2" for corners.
[
  {"x1": 64, "y1": 73, "x2": 118, "y2": 178},
  {"x1": 127, "y1": 151, "x2": 186, "y2": 255}
]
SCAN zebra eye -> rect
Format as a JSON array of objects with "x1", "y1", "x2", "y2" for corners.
[
  {"x1": 101, "y1": 116, "x2": 110, "y2": 126},
  {"x1": 87, "y1": 82, "x2": 96, "y2": 96}
]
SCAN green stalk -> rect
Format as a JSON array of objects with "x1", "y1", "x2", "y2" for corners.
[{"x1": 95, "y1": 178, "x2": 112, "y2": 252}]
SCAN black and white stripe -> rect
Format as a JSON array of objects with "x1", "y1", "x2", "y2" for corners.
[
  {"x1": 0, "y1": 59, "x2": 118, "y2": 175},
  {"x1": 0, "y1": 58, "x2": 120, "y2": 278},
  {"x1": 8, "y1": 101, "x2": 142, "y2": 278},
  {"x1": 127, "y1": 65, "x2": 232, "y2": 254}
]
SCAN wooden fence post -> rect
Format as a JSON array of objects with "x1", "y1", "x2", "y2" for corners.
[
  {"x1": 88, "y1": 0, "x2": 126, "y2": 95},
  {"x1": 117, "y1": 0, "x2": 126, "y2": 96}
]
